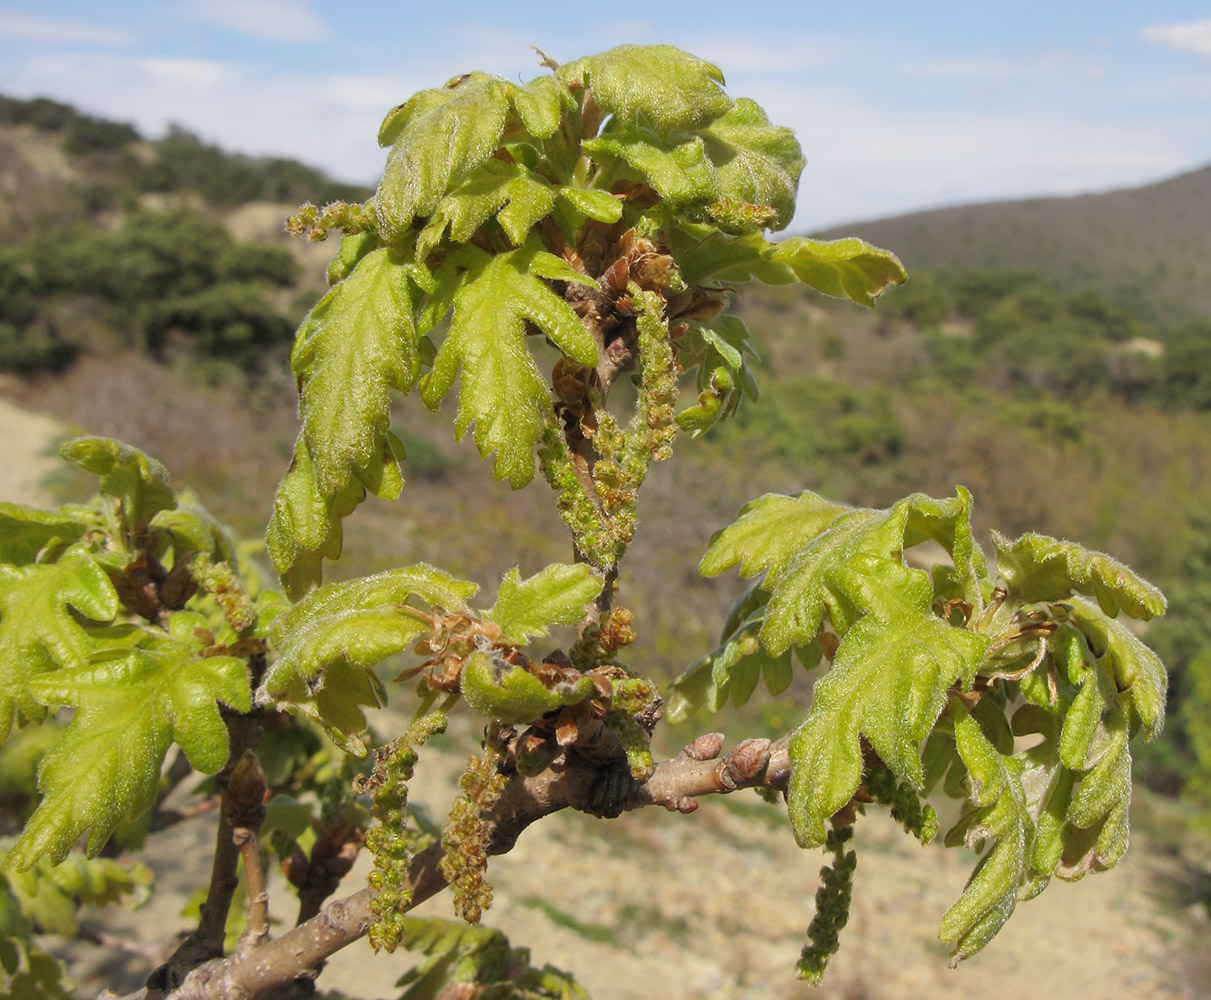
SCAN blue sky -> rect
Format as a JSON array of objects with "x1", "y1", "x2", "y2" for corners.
[{"x1": 1, "y1": 2, "x2": 1209, "y2": 229}]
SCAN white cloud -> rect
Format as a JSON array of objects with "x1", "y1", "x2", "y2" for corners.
[
  {"x1": 0, "y1": 12, "x2": 134, "y2": 46},
  {"x1": 181, "y1": 0, "x2": 330, "y2": 43},
  {"x1": 1140, "y1": 18, "x2": 1211, "y2": 60}
]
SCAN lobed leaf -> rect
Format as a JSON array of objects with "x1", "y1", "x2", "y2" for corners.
[
  {"x1": 60, "y1": 437, "x2": 176, "y2": 526},
  {"x1": 0, "y1": 556, "x2": 120, "y2": 742},
  {"x1": 484, "y1": 564, "x2": 602, "y2": 644},
  {"x1": 993, "y1": 532, "x2": 1166, "y2": 620},
  {"x1": 5, "y1": 625, "x2": 251, "y2": 869},
  {"x1": 3, "y1": 848, "x2": 151, "y2": 936},
  {"x1": 582, "y1": 131, "x2": 717, "y2": 205},
  {"x1": 508, "y1": 73, "x2": 571, "y2": 139},
  {"x1": 558, "y1": 44, "x2": 731, "y2": 140},
  {"x1": 701, "y1": 98, "x2": 804, "y2": 232},
  {"x1": 939, "y1": 702, "x2": 1031, "y2": 963},
  {"x1": 770, "y1": 237, "x2": 907, "y2": 307},
  {"x1": 266, "y1": 432, "x2": 367, "y2": 600},
  {"x1": 0, "y1": 503, "x2": 93, "y2": 565},
  {"x1": 421, "y1": 241, "x2": 597, "y2": 487},
  {"x1": 291, "y1": 246, "x2": 418, "y2": 500},
  {"x1": 417, "y1": 160, "x2": 555, "y2": 259},
  {"x1": 263, "y1": 564, "x2": 477, "y2": 700},
  {"x1": 787, "y1": 594, "x2": 987, "y2": 847},
  {"x1": 376, "y1": 73, "x2": 513, "y2": 242}
]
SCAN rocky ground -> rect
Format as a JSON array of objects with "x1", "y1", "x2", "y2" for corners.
[{"x1": 2, "y1": 394, "x2": 1206, "y2": 1000}]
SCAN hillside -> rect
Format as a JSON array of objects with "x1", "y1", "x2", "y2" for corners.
[{"x1": 826, "y1": 164, "x2": 1211, "y2": 324}]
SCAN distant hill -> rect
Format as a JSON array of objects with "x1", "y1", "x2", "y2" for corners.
[{"x1": 824, "y1": 165, "x2": 1211, "y2": 325}]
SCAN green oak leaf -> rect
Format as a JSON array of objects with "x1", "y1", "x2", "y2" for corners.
[
  {"x1": 508, "y1": 73, "x2": 571, "y2": 139},
  {"x1": 582, "y1": 131, "x2": 717, "y2": 205},
  {"x1": 1060, "y1": 595, "x2": 1167, "y2": 740},
  {"x1": 0, "y1": 503, "x2": 94, "y2": 565},
  {"x1": 150, "y1": 502, "x2": 240, "y2": 567},
  {"x1": 556, "y1": 187, "x2": 624, "y2": 225},
  {"x1": 60, "y1": 437, "x2": 177, "y2": 526},
  {"x1": 0, "y1": 556, "x2": 120, "y2": 742},
  {"x1": 993, "y1": 531, "x2": 1166, "y2": 621},
  {"x1": 421, "y1": 241, "x2": 597, "y2": 487},
  {"x1": 5, "y1": 626, "x2": 251, "y2": 868},
  {"x1": 787, "y1": 575, "x2": 987, "y2": 847},
  {"x1": 0, "y1": 875, "x2": 76, "y2": 999},
  {"x1": 291, "y1": 246, "x2": 419, "y2": 500},
  {"x1": 484, "y1": 563, "x2": 602, "y2": 644},
  {"x1": 558, "y1": 44, "x2": 731, "y2": 140},
  {"x1": 665, "y1": 617, "x2": 793, "y2": 722},
  {"x1": 261, "y1": 564, "x2": 477, "y2": 740},
  {"x1": 939, "y1": 702, "x2": 1031, "y2": 963},
  {"x1": 417, "y1": 160, "x2": 555, "y2": 259},
  {"x1": 670, "y1": 226, "x2": 799, "y2": 286},
  {"x1": 701, "y1": 98, "x2": 804, "y2": 232},
  {"x1": 3, "y1": 848, "x2": 151, "y2": 936},
  {"x1": 460, "y1": 651, "x2": 594, "y2": 727},
  {"x1": 377, "y1": 73, "x2": 513, "y2": 243},
  {"x1": 770, "y1": 237, "x2": 907, "y2": 307},
  {"x1": 266, "y1": 431, "x2": 368, "y2": 600}
]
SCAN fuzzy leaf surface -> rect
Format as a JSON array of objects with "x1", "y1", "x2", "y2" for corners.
[
  {"x1": 771, "y1": 237, "x2": 907, "y2": 306},
  {"x1": 421, "y1": 242, "x2": 597, "y2": 487},
  {"x1": 939, "y1": 703, "x2": 1031, "y2": 963},
  {"x1": 418, "y1": 160, "x2": 555, "y2": 258},
  {"x1": 703, "y1": 491, "x2": 978, "y2": 655},
  {"x1": 558, "y1": 44, "x2": 731, "y2": 139},
  {"x1": 0, "y1": 556, "x2": 119, "y2": 741},
  {"x1": 994, "y1": 532, "x2": 1166, "y2": 620},
  {"x1": 701, "y1": 98, "x2": 804, "y2": 231},
  {"x1": 60, "y1": 437, "x2": 176, "y2": 525},
  {"x1": 787, "y1": 574, "x2": 987, "y2": 847},
  {"x1": 291, "y1": 247, "x2": 417, "y2": 499},
  {"x1": 266, "y1": 432, "x2": 367, "y2": 599},
  {"x1": 376, "y1": 74, "x2": 512, "y2": 242},
  {"x1": 0, "y1": 504, "x2": 93, "y2": 565},
  {"x1": 582, "y1": 132, "x2": 717, "y2": 205},
  {"x1": 263, "y1": 564, "x2": 477, "y2": 701},
  {"x1": 5, "y1": 626, "x2": 251, "y2": 868},
  {"x1": 484, "y1": 564, "x2": 602, "y2": 644}
]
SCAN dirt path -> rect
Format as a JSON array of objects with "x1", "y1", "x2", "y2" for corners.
[{"x1": 0, "y1": 394, "x2": 65, "y2": 507}]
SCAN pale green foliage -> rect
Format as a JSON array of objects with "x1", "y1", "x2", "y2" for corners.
[
  {"x1": 460, "y1": 652, "x2": 594, "y2": 728},
  {"x1": 7, "y1": 621, "x2": 251, "y2": 868},
  {"x1": 0, "y1": 438, "x2": 267, "y2": 871},
  {"x1": 420, "y1": 241, "x2": 598, "y2": 487},
  {"x1": 485, "y1": 563, "x2": 602, "y2": 643},
  {"x1": 684, "y1": 483, "x2": 1167, "y2": 964}
]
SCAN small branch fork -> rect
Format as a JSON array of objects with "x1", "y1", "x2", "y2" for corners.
[{"x1": 104, "y1": 733, "x2": 788, "y2": 1000}]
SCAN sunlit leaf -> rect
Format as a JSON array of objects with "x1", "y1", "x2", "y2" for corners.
[
  {"x1": 484, "y1": 564, "x2": 601, "y2": 644},
  {"x1": 60, "y1": 437, "x2": 176, "y2": 526},
  {"x1": 421, "y1": 241, "x2": 597, "y2": 487}
]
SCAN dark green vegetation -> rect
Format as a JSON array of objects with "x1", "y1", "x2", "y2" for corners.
[{"x1": 829, "y1": 163, "x2": 1211, "y2": 326}]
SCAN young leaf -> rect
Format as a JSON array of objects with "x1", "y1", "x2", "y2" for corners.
[
  {"x1": 266, "y1": 432, "x2": 367, "y2": 600},
  {"x1": 376, "y1": 73, "x2": 514, "y2": 242},
  {"x1": 262, "y1": 564, "x2": 476, "y2": 702},
  {"x1": 665, "y1": 619, "x2": 793, "y2": 722},
  {"x1": 417, "y1": 160, "x2": 555, "y2": 258},
  {"x1": 771, "y1": 237, "x2": 907, "y2": 307},
  {"x1": 60, "y1": 437, "x2": 177, "y2": 526},
  {"x1": 484, "y1": 564, "x2": 602, "y2": 644},
  {"x1": 421, "y1": 241, "x2": 598, "y2": 487},
  {"x1": 582, "y1": 132, "x2": 717, "y2": 205},
  {"x1": 5, "y1": 630, "x2": 251, "y2": 869},
  {"x1": 0, "y1": 556, "x2": 120, "y2": 742},
  {"x1": 1060, "y1": 595, "x2": 1167, "y2": 740},
  {"x1": 0, "y1": 503, "x2": 93, "y2": 565},
  {"x1": 993, "y1": 532, "x2": 1166, "y2": 621},
  {"x1": 558, "y1": 44, "x2": 732, "y2": 139},
  {"x1": 292, "y1": 246, "x2": 419, "y2": 499},
  {"x1": 460, "y1": 652, "x2": 594, "y2": 727},
  {"x1": 938, "y1": 702, "x2": 1031, "y2": 963},
  {"x1": 703, "y1": 491, "x2": 981, "y2": 655},
  {"x1": 3, "y1": 849, "x2": 151, "y2": 936},
  {"x1": 701, "y1": 98, "x2": 804, "y2": 232},
  {"x1": 509, "y1": 73, "x2": 571, "y2": 139},
  {"x1": 787, "y1": 585, "x2": 987, "y2": 848}
]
